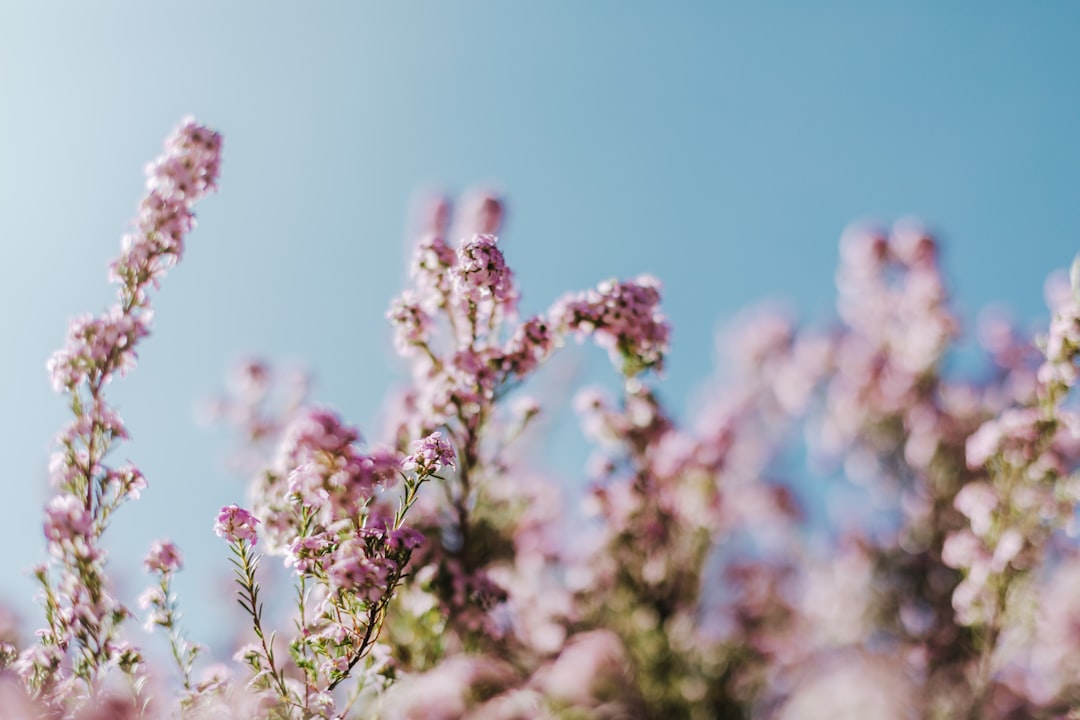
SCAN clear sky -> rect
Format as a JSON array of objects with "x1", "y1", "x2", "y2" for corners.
[{"x1": 1, "y1": 2, "x2": 1078, "y2": 655}]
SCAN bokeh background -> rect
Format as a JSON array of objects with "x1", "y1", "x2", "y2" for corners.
[{"x1": 1, "y1": 2, "x2": 1078, "y2": 656}]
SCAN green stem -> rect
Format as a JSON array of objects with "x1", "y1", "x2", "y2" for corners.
[{"x1": 233, "y1": 540, "x2": 291, "y2": 704}]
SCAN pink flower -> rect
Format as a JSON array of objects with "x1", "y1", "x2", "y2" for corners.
[
  {"x1": 537, "y1": 630, "x2": 632, "y2": 708},
  {"x1": 403, "y1": 431, "x2": 456, "y2": 473},
  {"x1": 941, "y1": 529, "x2": 985, "y2": 571},
  {"x1": 991, "y1": 529, "x2": 1024, "y2": 573},
  {"x1": 328, "y1": 549, "x2": 397, "y2": 603},
  {"x1": 410, "y1": 233, "x2": 456, "y2": 308},
  {"x1": 143, "y1": 539, "x2": 183, "y2": 574},
  {"x1": 43, "y1": 494, "x2": 92, "y2": 546},
  {"x1": 452, "y1": 234, "x2": 516, "y2": 307},
  {"x1": 105, "y1": 465, "x2": 147, "y2": 501},
  {"x1": 276, "y1": 408, "x2": 385, "y2": 524},
  {"x1": 388, "y1": 525, "x2": 426, "y2": 553},
  {"x1": 953, "y1": 482, "x2": 998, "y2": 538},
  {"x1": 388, "y1": 291, "x2": 432, "y2": 355},
  {"x1": 965, "y1": 408, "x2": 1041, "y2": 469},
  {"x1": 47, "y1": 309, "x2": 151, "y2": 391},
  {"x1": 553, "y1": 275, "x2": 670, "y2": 375},
  {"x1": 214, "y1": 504, "x2": 260, "y2": 545},
  {"x1": 137, "y1": 587, "x2": 165, "y2": 610},
  {"x1": 455, "y1": 190, "x2": 504, "y2": 237},
  {"x1": 501, "y1": 316, "x2": 554, "y2": 377},
  {"x1": 286, "y1": 533, "x2": 333, "y2": 574},
  {"x1": 278, "y1": 408, "x2": 362, "y2": 465}
]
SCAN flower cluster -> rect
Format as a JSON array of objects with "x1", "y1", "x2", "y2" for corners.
[
  {"x1": 143, "y1": 539, "x2": 183, "y2": 574},
  {"x1": 452, "y1": 234, "x2": 517, "y2": 307},
  {"x1": 214, "y1": 505, "x2": 260, "y2": 546},
  {"x1": 941, "y1": 270, "x2": 1080, "y2": 646},
  {"x1": 211, "y1": 408, "x2": 454, "y2": 716},
  {"x1": 402, "y1": 431, "x2": 455, "y2": 474},
  {"x1": 553, "y1": 274, "x2": 671, "y2": 376}
]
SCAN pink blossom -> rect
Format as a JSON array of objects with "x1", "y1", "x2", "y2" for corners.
[
  {"x1": 403, "y1": 431, "x2": 456, "y2": 473},
  {"x1": 328, "y1": 548, "x2": 397, "y2": 603},
  {"x1": 279, "y1": 408, "x2": 362, "y2": 463},
  {"x1": 953, "y1": 482, "x2": 999, "y2": 537},
  {"x1": 553, "y1": 274, "x2": 670, "y2": 375},
  {"x1": 47, "y1": 309, "x2": 151, "y2": 391},
  {"x1": 941, "y1": 529, "x2": 986, "y2": 570},
  {"x1": 274, "y1": 408, "x2": 388, "y2": 526},
  {"x1": 777, "y1": 651, "x2": 917, "y2": 720},
  {"x1": 501, "y1": 316, "x2": 554, "y2": 377},
  {"x1": 286, "y1": 533, "x2": 333, "y2": 574},
  {"x1": 214, "y1": 504, "x2": 260, "y2": 545},
  {"x1": 143, "y1": 539, "x2": 183, "y2": 574},
  {"x1": 43, "y1": 494, "x2": 92, "y2": 546},
  {"x1": 452, "y1": 234, "x2": 516, "y2": 307},
  {"x1": 381, "y1": 656, "x2": 517, "y2": 719},
  {"x1": 56, "y1": 401, "x2": 129, "y2": 445},
  {"x1": 388, "y1": 525, "x2": 426, "y2": 553},
  {"x1": 990, "y1": 529, "x2": 1024, "y2": 573},
  {"x1": 389, "y1": 291, "x2": 432, "y2": 356},
  {"x1": 137, "y1": 587, "x2": 164, "y2": 611},
  {"x1": 410, "y1": 233, "x2": 456, "y2": 309},
  {"x1": 454, "y1": 190, "x2": 504, "y2": 237},
  {"x1": 965, "y1": 407, "x2": 1041, "y2": 469},
  {"x1": 105, "y1": 464, "x2": 147, "y2": 500},
  {"x1": 536, "y1": 630, "x2": 634, "y2": 710}
]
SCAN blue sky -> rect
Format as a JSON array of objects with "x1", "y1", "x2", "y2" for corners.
[{"x1": 1, "y1": 2, "x2": 1078, "y2": 653}]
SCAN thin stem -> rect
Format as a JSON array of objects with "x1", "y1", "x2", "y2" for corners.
[
  {"x1": 325, "y1": 603, "x2": 382, "y2": 692},
  {"x1": 295, "y1": 575, "x2": 312, "y2": 714},
  {"x1": 158, "y1": 573, "x2": 195, "y2": 692},
  {"x1": 233, "y1": 540, "x2": 291, "y2": 704}
]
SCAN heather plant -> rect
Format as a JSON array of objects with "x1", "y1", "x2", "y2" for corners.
[
  {"x1": 18, "y1": 117, "x2": 222, "y2": 716},
  {"x1": 7, "y1": 118, "x2": 1080, "y2": 720}
]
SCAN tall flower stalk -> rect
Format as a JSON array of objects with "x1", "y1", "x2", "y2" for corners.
[{"x1": 22, "y1": 118, "x2": 221, "y2": 710}]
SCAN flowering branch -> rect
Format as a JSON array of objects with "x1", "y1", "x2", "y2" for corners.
[
  {"x1": 22, "y1": 117, "x2": 221, "y2": 710},
  {"x1": 141, "y1": 540, "x2": 199, "y2": 699}
]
